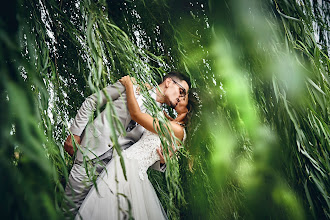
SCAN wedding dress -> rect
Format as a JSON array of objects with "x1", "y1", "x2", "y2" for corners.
[{"x1": 75, "y1": 129, "x2": 182, "y2": 220}]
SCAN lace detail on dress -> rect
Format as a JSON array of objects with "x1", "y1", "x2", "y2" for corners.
[
  {"x1": 123, "y1": 117, "x2": 186, "y2": 181},
  {"x1": 123, "y1": 130, "x2": 161, "y2": 180}
]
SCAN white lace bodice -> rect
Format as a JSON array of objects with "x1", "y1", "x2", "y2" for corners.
[
  {"x1": 123, "y1": 130, "x2": 162, "y2": 180},
  {"x1": 123, "y1": 127, "x2": 186, "y2": 180}
]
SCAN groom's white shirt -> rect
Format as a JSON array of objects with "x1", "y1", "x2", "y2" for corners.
[{"x1": 69, "y1": 81, "x2": 163, "y2": 170}]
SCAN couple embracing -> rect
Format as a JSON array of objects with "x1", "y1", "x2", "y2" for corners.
[{"x1": 64, "y1": 71, "x2": 195, "y2": 219}]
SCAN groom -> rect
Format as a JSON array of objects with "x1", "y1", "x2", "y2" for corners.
[{"x1": 64, "y1": 71, "x2": 190, "y2": 216}]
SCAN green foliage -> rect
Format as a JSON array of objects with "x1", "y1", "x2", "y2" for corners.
[{"x1": 1, "y1": 0, "x2": 329, "y2": 219}]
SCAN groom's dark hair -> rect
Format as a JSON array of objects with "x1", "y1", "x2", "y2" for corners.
[{"x1": 162, "y1": 71, "x2": 191, "y2": 88}]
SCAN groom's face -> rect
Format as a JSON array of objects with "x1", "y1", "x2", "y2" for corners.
[{"x1": 164, "y1": 78, "x2": 189, "y2": 109}]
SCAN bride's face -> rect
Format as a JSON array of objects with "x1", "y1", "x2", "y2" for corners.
[{"x1": 175, "y1": 94, "x2": 188, "y2": 118}]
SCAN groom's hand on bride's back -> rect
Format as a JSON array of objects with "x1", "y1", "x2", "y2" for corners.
[
  {"x1": 64, "y1": 134, "x2": 81, "y2": 156},
  {"x1": 157, "y1": 148, "x2": 165, "y2": 165},
  {"x1": 157, "y1": 146, "x2": 177, "y2": 165}
]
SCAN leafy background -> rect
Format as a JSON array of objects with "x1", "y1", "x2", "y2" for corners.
[{"x1": 0, "y1": 0, "x2": 329, "y2": 219}]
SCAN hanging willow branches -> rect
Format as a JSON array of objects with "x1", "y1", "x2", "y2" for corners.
[{"x1": 1, "y1": 0, "x2": 329, "y2": 219}]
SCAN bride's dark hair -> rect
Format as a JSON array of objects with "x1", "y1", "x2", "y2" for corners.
[
  {"x1": 183, "y1": 88, "x2": 200, "y2": 126},
  {"x1": 181, "y1": 88, "x2": 201, "y2": 172}
]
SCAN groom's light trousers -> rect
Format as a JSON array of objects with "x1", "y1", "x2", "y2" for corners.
[{"x1": 64, "y1": 149, "x2": 113, "y2": 218}]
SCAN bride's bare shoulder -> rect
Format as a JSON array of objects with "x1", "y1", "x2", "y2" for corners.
[{"x1": 170, "y1": 121, "x2": 184, "y2": 141}]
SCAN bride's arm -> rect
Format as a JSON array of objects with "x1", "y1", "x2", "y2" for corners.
[
  {"x1": 119, "y1": 76, "x2": 184, "y2": 140},
  {"x1": 163, "y1": 111, "x2": 174, "y2": 121}
]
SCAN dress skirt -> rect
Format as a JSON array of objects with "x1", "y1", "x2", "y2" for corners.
[{"x1": 75, "y1": 154, "x2": 167, "y2": 220}]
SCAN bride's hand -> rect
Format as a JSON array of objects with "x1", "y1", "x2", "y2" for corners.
[
  {"x1": 163, "y1": 110, "x2": 174, "y2": 121},
  {"x1": 119, "y1": 75, "x2": 133, "y2": 88}
]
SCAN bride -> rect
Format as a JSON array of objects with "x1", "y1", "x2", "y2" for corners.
[{"x1": 75, "y1": 76, "x2": 193, "y2": 220}]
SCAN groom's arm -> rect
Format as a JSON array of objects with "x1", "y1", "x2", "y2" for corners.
[
  {"x1": 150, "y1": 161, "x2": 166, "y2": 172},
  {"x1": 148, "y1": 148, "x2": 166, "y2": 172},
  {"x1": 69, "y1": 81, "x2": 125, "y2": 136},
  {"x1": 64, "y1": 81, "x2": 125, "y2": 156}
]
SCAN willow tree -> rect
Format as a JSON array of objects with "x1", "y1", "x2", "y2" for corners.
[{"x1": 1, "y1": 0, "x2": 329, "y2": 219}]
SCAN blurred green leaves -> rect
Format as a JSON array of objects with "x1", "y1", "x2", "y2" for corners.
[{"x1": 1, "y1": 0, "x2": 329, "y2": 219}]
